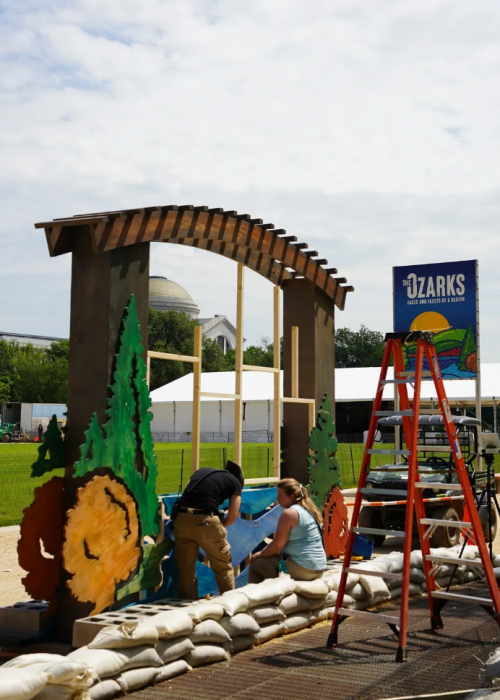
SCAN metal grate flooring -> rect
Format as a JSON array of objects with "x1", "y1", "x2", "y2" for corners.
[{"x1": 129, "y1": 584, "x2": 500, "y2": 700}]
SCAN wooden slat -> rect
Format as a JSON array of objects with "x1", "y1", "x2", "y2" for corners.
[
  {"x1": 244, "y1": 477, "x2": 280, "y2": 485},
  {"x1": 273, "y1": 286, "x2": 281, "y2": 479},
  {"x1": 281, "y1": 397, "x2": 315, "y2": 404},
  {"x1": 191, "y1": 326, "x2": 202, "y2": 474},
  {"x1": 200, "y1": 392, "x2": 240, "y2": 399},
  {"x1": 147, "y1": 350, "x2": 199, "y2": 363},
  {"x1": 234, "y1": 264, "x2": 244, "y2": 468},
  {"x1": 241, "y1": 365, "x2": 280, "y2": 373},
  {"x1": 291, "y1": 326, "x2": 299, "y2": 398}
]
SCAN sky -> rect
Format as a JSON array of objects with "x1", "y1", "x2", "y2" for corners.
[{"x1": 1, "y1": 1, "x2": 499, "y2": 359}]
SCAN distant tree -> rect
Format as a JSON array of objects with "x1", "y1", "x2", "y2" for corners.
[
  {"x1": 222, "y1": 337, "x2": 283, "y2": 371},
  {"x1": 45, "y1": 339, "x2": 69, "y2": 362},
  {"x1": 11, "y1": 344, "x2": 69, "y2": 403},
  {"x1": 148, "y1": 308, "x2": 227, "y2": 390},
  {"x1": 335, "y1": 325, "x2": 385, "y2": 368}
]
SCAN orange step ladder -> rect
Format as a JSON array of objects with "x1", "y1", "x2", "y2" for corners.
[{"x1": 327, "y1": 330, "x2": 500, "y2": 662}]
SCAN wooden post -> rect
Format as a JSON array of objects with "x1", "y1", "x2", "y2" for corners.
[
  {"x1": 191, "y1": 325, "x2": 202, "y2": 474},
  {"x1": 291, "y1": 326, "x2": 299, "y2": 399},
  {"x1": 146, "y1": 354, "x2": 151, "y2": 389},
  {"x1": 234, "y1": 264, "x2": 244, "y2": 467},
  {"x1": 273, "y1": 286, "x2": 281, "y2": 478}
]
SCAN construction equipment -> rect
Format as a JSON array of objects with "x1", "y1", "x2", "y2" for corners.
[{"x1": 327, "y1": 330, "x2": 500, "y2": 662}]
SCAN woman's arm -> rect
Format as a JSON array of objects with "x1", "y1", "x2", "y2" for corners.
[
  {"x1": 222, "y1": 494, "x2": 241, "y2": 527},
  {"x1": 249, "y1": 508, "x2": 298, "y2": 561}
]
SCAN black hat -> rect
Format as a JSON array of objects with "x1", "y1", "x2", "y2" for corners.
[{"x1": 225, "y1": 460, "x2": 245, "y2": 488}]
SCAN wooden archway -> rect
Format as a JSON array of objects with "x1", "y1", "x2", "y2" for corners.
[{"x1": 36, "y1": 205, "x2": 353, "y2": 308}]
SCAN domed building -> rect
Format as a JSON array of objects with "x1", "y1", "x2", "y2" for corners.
[
  {"x1": 149, "y1": 276, "x2": 236, "y2": 354},
  {"x1": 149, "y1": 276, "x2": 200, "y2": 318}
]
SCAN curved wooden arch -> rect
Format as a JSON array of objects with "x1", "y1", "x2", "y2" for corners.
[{"x1": 36, "y1": 205, "x2": 353, "y2": 309}]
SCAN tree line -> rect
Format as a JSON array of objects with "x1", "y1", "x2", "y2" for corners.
[{"x1": 0, "y1": 309, "x2": 385, "y2": 404}]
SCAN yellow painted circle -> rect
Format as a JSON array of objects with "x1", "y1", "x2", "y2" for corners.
[{"x1": 410, "y1": 311, "x2": 450, "y2": 333}]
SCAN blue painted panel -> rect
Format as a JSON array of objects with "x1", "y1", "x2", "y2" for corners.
[{"x1": 161, "y1": 486, "x2": 277, "y2": 516}]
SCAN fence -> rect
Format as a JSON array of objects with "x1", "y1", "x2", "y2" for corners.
[
  {"x1": 0, "y1": 441, "x2": 431, "y2": 528},
  {"x1": 152, "y1": 430, "x2": 274, "y2": 444}
]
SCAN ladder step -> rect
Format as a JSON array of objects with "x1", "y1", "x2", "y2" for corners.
[
  {"x1": 352, "y1": 526, "x2": 402, "y2": 538},
  {"x1": 375, "y1": 410, "x2": 414, "y2": 417},
  {"x1": 347, "y1": 567, "x2": 403, "y2": 581},
  {"x1": 367, "y1": 449, "x2": 411, "y2": 456},
  {"x1": 361, "y1": 488, "x2": 409, "y2": 497},
  {"x1": 420, "y1": 518, "x2": 472, "y2": 529},
  {"x1": 337, "y1": 608, "x2": 400, "y2": 625},
  {"x1": 425, "y1": 555, "x2": 483, "y2": 567},
  {"x1": 400, "y1": 371, "x2": 433, "y2": 377},
  {"x1": 415, "y1": 482, "x2": 462, "y2": 491},
  {"x1": 417, "y1": 445, "x2": 454, "y2": 452},
  {"x1": 431, "y1": 591, "x2": 493, "y2": 606},
  {"x1": 381, "y1": 379, "x2": 413, "y2": 385}
]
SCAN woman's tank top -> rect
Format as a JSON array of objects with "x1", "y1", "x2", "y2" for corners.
[{"x1": 282, "y1": 504, "x2": 327, "y2": 571}]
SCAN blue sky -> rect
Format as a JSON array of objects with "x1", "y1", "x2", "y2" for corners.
[{"x1": 1, "y1": 0, "x2": 499, "y2": 359}]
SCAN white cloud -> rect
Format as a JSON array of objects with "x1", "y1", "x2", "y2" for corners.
[{"x1": 0, "y1": 0, "x2": 499, "y2": 360}]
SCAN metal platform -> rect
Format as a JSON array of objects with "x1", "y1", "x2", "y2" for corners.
[{"x1": 129, "y1": 583, "x2": 500, "y2": 700}]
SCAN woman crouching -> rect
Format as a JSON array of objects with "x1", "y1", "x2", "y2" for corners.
[{"x1": 248, "y1": 478, "x2": 326, "y2": 582}]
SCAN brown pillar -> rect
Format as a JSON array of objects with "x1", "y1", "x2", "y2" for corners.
[
  {"x1": 281, "y1": 279, "x2": 335, "y2": 484},
  {"x1": 58, "y1": 228, "x2": 150, "y2": 641}
]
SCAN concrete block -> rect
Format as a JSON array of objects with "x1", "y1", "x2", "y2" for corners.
[{"x1": 0, "y1": 600, "x2": 50, "y2": 640}]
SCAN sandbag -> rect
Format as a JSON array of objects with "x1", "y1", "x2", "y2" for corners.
[
  {"x1": 32, "y1": 686, "x2": 89, "y2": 699},
  {"x1": 274, "y1": 575, "x2": 297, "y2": 597},
  {"x1": 485, "y1": 647, "x2": 500, "y2": 682},
  {"x1": 88, "y1": 679, "x2": 121, "y2": 700},
  {"x1": 5, "y1": 655, "x2": 65, "y2": 669},
  {"x1": 409, "y1": 568, "x2": 425, "y2": 584},
  {"x1": 116, "y1": 666, "x2": 160, "y2": 692},
  {"x1": 155, "y1": 660, "x2": 191, "y2": 683},
  {"x1": 306, "y1": 596, "x2": 326, "y2": 610},
  {"x1": 184, "y1": 602, "x2": 225, "y2": 623},
  {"x1": 0, "y1": 667, "x2": 48, "y2": 700},
  {"x1": 219, "y1": 613, "x2": 260, "y2": 637},
  {"x1": 347, "y1": 583, "x2": 368, "y2": 601},
  {"x1": 42, "y1": 661, "x2": 94, "y2": 689},
  {"x1": 409, "y1": 550, "x2": 423, "y2": 568},
  {"x1": 67, "y1": 647, "x2": 128, "y2": 680},
  {"x1": 223, "y1": 635, "x2": 257, "y2": 654},
  {"x1": 357, "y1": 573, "x2": 390, "y2": 601},
  {"x1": 283, "y1": 612, "x2": 316, "y2": 632},
  {"x1": 388, "y1": 582, "x2": 422, "y2": 600},
  {"x1": 255, "y1": 621, "x2": 284, "y2": 643},
  {"x1": 216, "y1": 591, "x2": 249, "y2": 616},
  {"x1": 238, "y1": 582, "x2": 285, "y2": 607},
  {"x1": 250, "y1": 604, "x2": 286, "y2": 625},
  {"x1": 322, "y1": 571, "x2": 359, "y2": 592},
  {"x1": 150, "y1": 611, "x2": 194, "y2": 639},
  {"x1": 279, "y1": 593, "x2": 311, "y2": 616},
  {"x1": 156, "y1": 636, "x2": 195, "y2": 664},
  {"x1": 88, "y1": 621, "x2": 158, "y2": 649},
  {"x1": 190, "y1": 619, "x2": 231, "y2": 644},
  {"x1": 294, "y1": 579, "x2": 328, "y2": 599},
  {"x1": 323, "y1": 590, "x2": 338, "y2": 608},
  {"x1": 185, "y1": 645, "x2": 230, "y2": 667},
  {"x1": 121, "y1": 645, "x2": 163, "y2": 671}
]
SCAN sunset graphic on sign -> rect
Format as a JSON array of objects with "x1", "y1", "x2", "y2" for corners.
[{"x1": 410, "y1": 312, "x2": 450, "y2": 333}]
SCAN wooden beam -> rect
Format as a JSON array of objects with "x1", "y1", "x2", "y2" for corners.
[
  {"x1": 234, "y1": 264, "x2": 244, "y2": 468},
  {"x1": 191, "y1": 325, "x2": 202, "y2": 474},
  {"x1": 147, "y1": 350, "x2": 200, "y2": 363},
  {"x1": 241, "y1": 365, "x2": 280, "y2": 373},
  {"x1": 273, "y1": 286, "x2": 281, "y2": 479},
  {"x1": 200, "y1": 392, "x2": 240, "y2": 399},
  {"x1": 245, "y1": 477, "x2": 280, "y2": 485},
  {"x1": 308, "y1": 401, "x2": 316, "y2": 435},
  {"x1": 291, "y1": 326, "x2": 299, "y2": 399},
  {"x1": 146, "y1": 355, "x2": 151, "y2": 389},
  {"x1": 281, "y1": 397, "x2": 316, "y2": 404}
]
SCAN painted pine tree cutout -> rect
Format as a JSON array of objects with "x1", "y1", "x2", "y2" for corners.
[
  {"x1": 31, "y1": 414, "x2": 65, "y2": 477},
  {"x1": 307, "y1": 393, "x2": 342, "y2": 509},
  {"x1": 74, "y1": 295, "x2": 159, "y2": 536}
]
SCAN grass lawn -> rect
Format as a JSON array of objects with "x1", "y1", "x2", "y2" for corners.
[{"x1": 0, "y1": 442, "x2": 390, "y2": 527}]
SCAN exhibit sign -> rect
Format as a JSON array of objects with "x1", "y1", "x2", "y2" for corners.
[{"x1": 393, "y1": 260, "x2": 479, "y2": 380}]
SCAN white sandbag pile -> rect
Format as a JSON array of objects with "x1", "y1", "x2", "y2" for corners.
[{"x1": 1, "y1": 544, "x2": 486, "y2": 700}]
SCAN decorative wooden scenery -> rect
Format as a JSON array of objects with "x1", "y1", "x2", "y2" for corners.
[
  {"x1": 30, "y1": 415, "x2": 65, "y2": 477},
  {"x1": 62, "y1": 295, "x2": 169, "y2": 615},
  {"x1": 17, "y1": 477, "x2": 65, "y2": 615},
  {"x1": 63, "y1": 475, "x2": 141, "y2": 615},
  {"x1": 308, "y1": 394, "x2": 349, "y2": 558}
]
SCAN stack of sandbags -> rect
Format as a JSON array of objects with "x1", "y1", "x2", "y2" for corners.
[{"x1": 0, "y1": 653, "x2": 96, "y2": 700}]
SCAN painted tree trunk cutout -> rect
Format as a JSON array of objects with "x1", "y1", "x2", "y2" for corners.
[
  {"x1": 31, "y1": 415, "x2": 65, "y2": 477},
  {"x1": 308, "y1": 393, "x2": 342, "y2": 509},
  {"x1": 63, "y1": 474, "x2": 141, "y2": 615},
  {"x1": 323, "y1": 486, "x2": 349, "y2": 559},
  {"x1": 17, "y1": 476, "x2": 64, "y2": 615},
  {"x1": 74, "y1": 295, "x2": 159, "y2": 537}
]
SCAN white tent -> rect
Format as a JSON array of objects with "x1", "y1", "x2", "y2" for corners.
[{"x1": 150, "y1": 364, "x2": 500, "y2": 436}]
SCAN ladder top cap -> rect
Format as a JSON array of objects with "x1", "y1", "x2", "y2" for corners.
[
  {"x1": 377, "y1": 414, "x2": 481, "y2": 427},
  {"x1": 384, "y1": 330, "x2": 434, "y2": 343}
]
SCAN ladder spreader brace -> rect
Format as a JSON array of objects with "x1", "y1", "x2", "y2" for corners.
[{"x1": 326, "y1": 331, "x2": 500, "y2": 662}]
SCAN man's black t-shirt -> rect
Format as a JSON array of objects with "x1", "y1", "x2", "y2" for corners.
[{"x1": 178, "y1": 468, "x2": 242, "y2": 513}]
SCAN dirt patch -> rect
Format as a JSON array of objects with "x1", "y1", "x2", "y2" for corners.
[{"x1": 0, "y1": 527, "x2": 31, "y2": 607}]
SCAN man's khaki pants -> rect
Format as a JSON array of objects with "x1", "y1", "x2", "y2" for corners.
[
  {"x1": 174, "y1": 512, "x2": 234, "y2": 600},
  {"x1": 248, "y1": 553, "x2": 324, "y2": 584}
]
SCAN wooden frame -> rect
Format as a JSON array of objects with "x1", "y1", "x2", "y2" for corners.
[
  {"x1": 147, "y1": 325, "x2": 203, "y2": 474},
  {"x1": 281, "y1": 326, "x2": 316, "y2": 437}
]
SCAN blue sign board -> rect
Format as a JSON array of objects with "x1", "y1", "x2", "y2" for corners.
[{"x1": 393, "y1": 260, "x2": 478, "y2": 379}]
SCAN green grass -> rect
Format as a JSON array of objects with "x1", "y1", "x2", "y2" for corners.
[{"x1": 0, "y1": 442, "x2": 391, "y2": 528}]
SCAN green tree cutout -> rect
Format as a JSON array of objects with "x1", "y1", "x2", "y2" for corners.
[
  {"x1": 31, "y1": 414, "x2": 66, "y2": 477},
  {"x1": 307, "y1": 394, "x2": 342, "y2": 509},
  {"x1": 74, "y1": 295, "x2": 159, "y2": 537},
  {"x1": 458, "y1": 325, "x2": 477, "y2": 371}
]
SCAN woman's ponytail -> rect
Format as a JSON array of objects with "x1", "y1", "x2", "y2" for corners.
[{"x1": 277, "y1": 478, "x2": 323, "y2": 525}]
